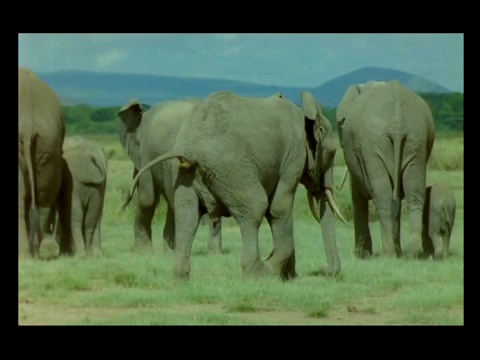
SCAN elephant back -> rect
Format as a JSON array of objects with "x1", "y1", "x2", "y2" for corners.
[{"x1": 63, "y1": 136, "x2": 107, "y2": 185}]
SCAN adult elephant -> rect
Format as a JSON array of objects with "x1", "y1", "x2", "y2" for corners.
[
  {"x1": 422, "y1": 184, "x2": 456, "y2": 260},
  {"x1": 118, "y1": 98, "x2": 223, "y2": 254},
  {"x1": 18, "y1": 67, "x2": 66, "y2": 259},
  {"x1": 336, "y1": 80, "x2": 435, "y2": 258},
  {"x1": 51, "y1": 136, "x2": 108, "y2": 257},
  {"x1": 122, "y1": 91, "x2": 346, "y2": 280}
]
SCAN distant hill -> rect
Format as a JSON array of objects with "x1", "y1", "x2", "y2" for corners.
[
  {"x1": 310, "y1": 66, "x2": 453, "y2": 107},
  {"x1": 37, "y1": 66, "x2": 455, "y2": 108}
]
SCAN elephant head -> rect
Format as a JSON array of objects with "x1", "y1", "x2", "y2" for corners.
[
  {"x1": 300, "y1": 91, "x2": 346, "y2": 225},
  {"x1": 118, "y1": 99, "x2": 144, "y2": 174}
]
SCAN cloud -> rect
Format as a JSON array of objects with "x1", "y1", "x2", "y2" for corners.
[{"x1": 96, "y1": 50, "x2": 127, "y2": 69}]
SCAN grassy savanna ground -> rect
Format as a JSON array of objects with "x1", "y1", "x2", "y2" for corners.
[{"x1": 18, "y1": 133, "x2": 464, "y2": 325}]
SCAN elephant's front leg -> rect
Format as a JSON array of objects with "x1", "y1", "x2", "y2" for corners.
[
  {"x1": 207, "y1": 218, "x2": 223, "y2": 255},
  {"x1": 173, "y1": 184, "x2": 200, "y2": 280},
  {"x1": 133, "y1": 171, "x2": 157, "y2": 252},
  {"x1": 351, "y1": 179, "x2": 373, "y2": 258},
  {"x1": 229, "y1": 184, "x2": 268, "y2": 278},
  {"x1": 162, "y1": 204, "x2": 175, "y2": 253},
  {"x1": 265, "y1": 181, "x2": 296, "y2": 280}
]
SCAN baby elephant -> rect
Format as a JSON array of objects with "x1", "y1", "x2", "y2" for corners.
[
  {"x1": 54, "y1": 136, "x2": 108, "y2": 257},
  {"x1": 422, "y1": 184, "x2": 456, "y2": 259}
]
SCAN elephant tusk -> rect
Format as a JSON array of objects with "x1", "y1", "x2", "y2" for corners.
[
  {"x1": 337, "y1": 168, "x2": 349, "y2": 191},
  {"x1": 325, "y1": 189, "x2": 348, "y2": 226},
  {"x1": 307, "y1": 191, "x2": 321, "y2": 224}
]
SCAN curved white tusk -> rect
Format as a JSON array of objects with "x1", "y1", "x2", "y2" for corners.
[{"x1": 325, "y1": 189, "x2": 348, "y2": 226}]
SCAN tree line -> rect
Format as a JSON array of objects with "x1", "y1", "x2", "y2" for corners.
[{"x1": 62, "y1": 92, "x2": 464, "y2": 135}]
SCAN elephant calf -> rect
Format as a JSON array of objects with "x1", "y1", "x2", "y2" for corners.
[
  {"x1": 54, "y1": 136, "x2": 108, "y2": 257},
  {"x1": 422, "y1": 184, "x2": 456, "y2": 259}
]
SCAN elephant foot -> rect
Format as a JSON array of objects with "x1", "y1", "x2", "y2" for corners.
[
  {"x1": 310, "y1": 265, "x2": 341, "y2": 277},
  {"x1": 39, "y1": 239, "x2": 60, "y2": 260},
  {"x1": 132, "y1": 241, "x2": 153, "y2": 254},
  {"x1": 355, "y1": 248, "x2": 373, "y2": 259},
  {"x1": 207, "y1": 246, "x2": 224, "y2": 256},
  {"x1": 379, "y1": 249, "x2": 400, "y2": 259},
  {"x1": 403, "y1": 243, "x2": 423, "y2": 259},
  {"x1": 173, "y1": 258, "x2": 191, "y2": 280},
  {"x1": 433, "y1": 249, "x2": 447, "y2": 260},
  {"x1": 242, "y1": 259, "x2": 271, "y2": 279}
]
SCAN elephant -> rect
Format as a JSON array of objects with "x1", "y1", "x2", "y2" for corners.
[
  {"x1": 336, "y1": 80, "x2": 435, "y2": 258},
  {"x1": 18, "y1": 67, "x2": 66, "y2": 259},
  {"x1": 422, "y1": 184, "x2": 456, "y2": 260},
  {"x1": 118, "y1": 98, "x2": 223, "y2": 254},
  {"x1": 50, "y1": 136, "x2": 108, "y2": 257},
  {"x1": 122, "y1": 90, "x2": 346, "y2": 280}
]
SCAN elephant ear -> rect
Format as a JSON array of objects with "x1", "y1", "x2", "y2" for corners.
[
  {"x1": 301, "y1": 91, "x2": 331, "y2": 142},
  {"x1": 301, "y1": 91, "x2": 321, "y2": 151},
  {"x1": 118, "y1": 99, "x2": 144, "y2": 131}
]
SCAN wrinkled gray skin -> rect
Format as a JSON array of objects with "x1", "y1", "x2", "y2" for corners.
[
  {"x1": 18, "y1": 67, "x2": 66, "y2": 259},
  {"x1": 51, "y1": 136, "x2": 108, "y2": 257},
  {"x1": 123, "y1": 91, "x2": 344, "y2": 280},
  {"x1": 422, "y1": 184, "x2": 456, "y2": 259},
  {"x1": 118, "y1": 99, "x2": 223, "y2": 254},
  {"x1": 336, "y1": 80, "x2": 435, "y2": 258}
]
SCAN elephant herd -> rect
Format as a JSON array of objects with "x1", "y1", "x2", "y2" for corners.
[{"x1": 18, "y1": 67, "x2": 457, "y2": 281}]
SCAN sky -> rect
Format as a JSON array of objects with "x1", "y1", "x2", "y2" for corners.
[{"x1": 18, "y1": 33, "x2": 464, "y2": 93}]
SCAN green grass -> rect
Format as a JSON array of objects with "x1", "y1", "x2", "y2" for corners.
[{"x1": 18, "y1": 133, "x2": 464, "y2": 325}]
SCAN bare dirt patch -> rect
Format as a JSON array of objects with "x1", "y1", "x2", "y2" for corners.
[{"x1": 19, "y1": 299, "x2": 406, "y2": 326}]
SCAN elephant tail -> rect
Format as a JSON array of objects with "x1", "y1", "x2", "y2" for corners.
[
  {"x1": 24, "y1": 134, "x2": 41, "y2": 256},
  {"x1": 119, "y1": 150, "x2": 192, "y2": 213},
  {"x1": 392, "y1": 134, "x2": 406, "y2": 201}
]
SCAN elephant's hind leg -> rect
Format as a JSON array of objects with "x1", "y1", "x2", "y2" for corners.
[
  {"x1": 351, "y1": 180, "x2": 373, "y2": 258},
  {"x1": 133, "y1": 172, "x2": 157, "y2": 253},
  {"x1": 84, "y1": 190, "x2": 104, "y2": 257},
  {"x1": 265, "y1": 180, "x2": 296, "y2": 280},
  {"x1": 402, "y1": 161, "x2": 427, "y2": 258},
  {"x1": 173, "y1": 185, "x2": 200, "y2": 280}
]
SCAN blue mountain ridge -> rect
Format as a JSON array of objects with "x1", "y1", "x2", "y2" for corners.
[{"x1": 39, "y1": 66, "x2": 454, "y2": 108}]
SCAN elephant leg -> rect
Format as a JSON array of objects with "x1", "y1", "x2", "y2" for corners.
[
  {"x1": 84, "y1": 190, "x2": 104, "y2": 257},
  {"x1": 265, "y1": 181, "x2": 296, "y2": 280},
  {"x1": 56, "y1": 187, "x2": 73, "y2": 256},
  {"x1": 369, "y1": 160, "x2": 398, "y2": 257},
  {"x1": 351, "y1": 179, "x2": 372, "y2": 258},
  {"x1": 402, "y1": 162, "x2": 427, "y2": 258},
  {"x1": 133, "y1": 172, "x2": 157, "y2": 252},
  {"x1": 430, "y1": 233, "x2": 444, "y2": 260},
  {"x1": 18, "y1": 165, "x2": 31, "y2": 259},
  {"x1": 207, "y1": 217, "x2": 223, "y2": 255},
  {"x1": 372, "y1": 192, "x2": 398, "y2": 258},
  {"x1": 173, "y1": 184, "x2": 200, "y2": 280},
  {"x1": 230, "y1": 185, "x2": 268, "y2": 277},
  {"x1": 162, "y1": 204, "x2": 175, "y2": 253},
  {"x1": 71, "y1": 197, "x2": 86, "y2": 257}
]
